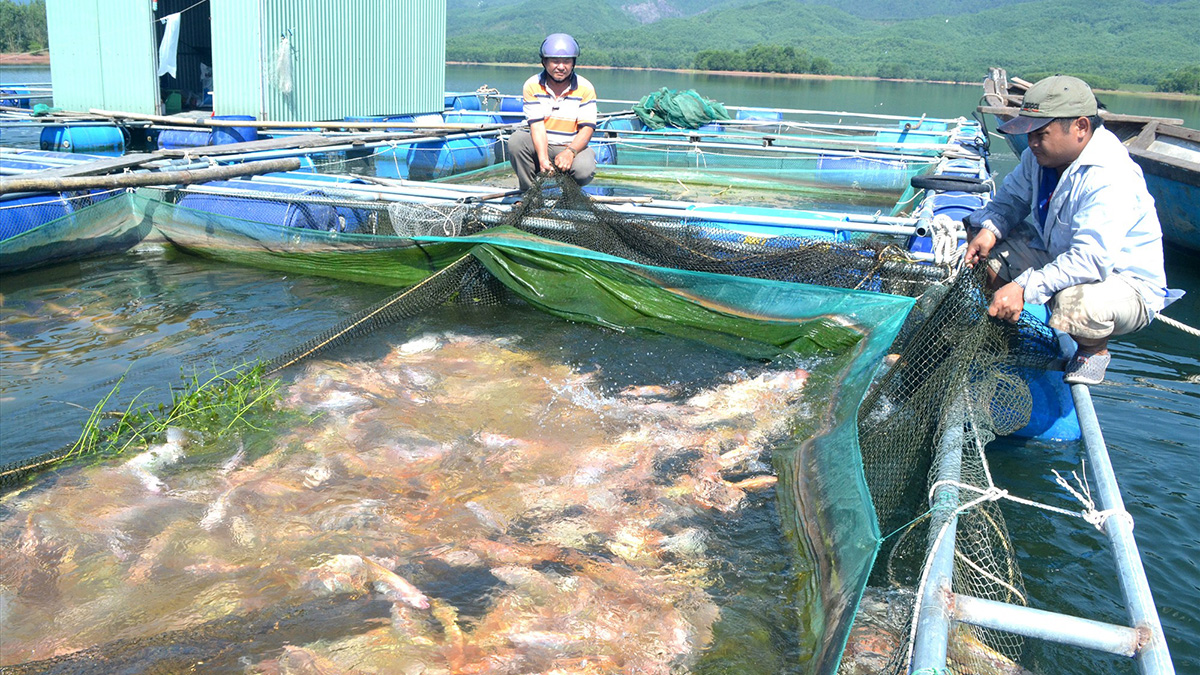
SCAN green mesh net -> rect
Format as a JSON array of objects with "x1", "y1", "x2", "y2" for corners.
[
  {"x1": 2, "y1": 174, "x2": 1061, "y2": 675},
  {"x1": 0, "y1": 189, "x2": 149, "y2": 274},
  {"x1": 633, "y1": 88, "x2": 733, "y2": 130}
]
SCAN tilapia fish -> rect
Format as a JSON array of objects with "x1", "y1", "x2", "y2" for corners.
[{"x1": 1, "y1": 331, "x2": 823, "y2": 674}]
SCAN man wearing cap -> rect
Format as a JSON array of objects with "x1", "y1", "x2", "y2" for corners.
[
  {"x1": 965, "y1": 75, "x2": 1180, "y2": 385},
  {"x1": 507, "y1": 33, "x2": 598, "y2": 193}
]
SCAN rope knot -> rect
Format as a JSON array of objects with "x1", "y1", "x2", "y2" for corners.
[
  {"x1": 1084, "y1": 507, "x2": 1135, "y2": 532},
  {"x1": 981, "y1": 485, "x2": 1008, "y2": 502}
]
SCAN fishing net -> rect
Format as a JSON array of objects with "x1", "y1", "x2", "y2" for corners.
[
  {"x1": 0, "y1": 188, "x2": 148, "y2": 274},
  {"x1": 1, "y1": 174, "x2": 1063, "y2": 675},
  {"x1": 633, "y1": 88, "x2": 733, "y2": 130}
]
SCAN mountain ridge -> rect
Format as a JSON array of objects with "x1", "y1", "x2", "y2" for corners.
[{"x1": 446, "y1": 0, "x2": 1200, "y2": 88}]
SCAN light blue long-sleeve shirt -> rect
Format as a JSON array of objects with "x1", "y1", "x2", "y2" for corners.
[{"x1": 970, "y1": 126, "x2": 1180, "y2": 313}]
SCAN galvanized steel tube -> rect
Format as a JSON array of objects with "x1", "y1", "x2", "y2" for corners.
[
  {"x1": 1069, "y1": 382, "x2": 1175, "y2": 674},
  {"x1": 909, "y1": 399, "x2": 965, "y2": 672},
  {"x1": 953, "y1": 593, "x2": 1142, "y2": 656}
]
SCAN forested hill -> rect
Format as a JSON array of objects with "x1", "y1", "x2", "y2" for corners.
[{"x1": 446, "y1": 0, "x2": 1200, "y2": 92}]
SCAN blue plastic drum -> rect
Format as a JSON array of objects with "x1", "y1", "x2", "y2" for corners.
[
  {"x1": 444, "y1": 94, "x2": 482, "y2": 111},
  {"x1": 498, "y1": 97, "x2": 525, "y2": 124},
  {"x1": 408, "y1": 137, "x2": 494, "y2": 181},
  {"x1": 157, "y1": 129, "x2": 213, "y2": 149},
  {"x1": 39, "y1": 126, "x2": 126, "y2": 156},
  {"x1": 177, "y1": 181, "x2": 340, "y2": 231},
  {"x1": 211, "y1": 115, "x2": 259, "y2": 145},
  {"x1": 0, "y1": 194, "x2": 74, "y2": 242}
]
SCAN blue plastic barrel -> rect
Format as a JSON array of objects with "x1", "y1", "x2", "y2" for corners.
[
  {"x1": 157, "y1": 129, "x2": 213, "y2": 149},
  {"x1": 408, "y1": 113, "x2": 446, "y2": 128},
  {"x1": 375, "y1": 145, "x2": 411, "y2": 179},
  {"x1": 211, "y1": 115, "x2": 259, "y2": 145},
  {"x1": 444, "y1": 94, "x2": 482, "y2": 111},
  {"x1": 0, "y1": 89, "x2": 32, "y2": 108},
  {"x1": 177, "y1": 180, "x2": 359, "y2": 232},
  {"x1": 599, "y1": 118, "x2": 644, "y2": 132},
  {"x1": 0, "y1": 194, "x2": 74, "y2": 242},
  {"x1": 592, "y1": 140, "x2": 617, "y2": 165},
  {"x1": 931, "y1": 192, "x2": 982, "y2": 222},
  {"x1": 498, "y1": 97, "x2": 525, "y2": 124},
  {"x1": 408, "y1": 137, "x2": 494, "y2": 181},
  {"x1": 39, "y1": 126, "x2": 126, "y2": 156}
]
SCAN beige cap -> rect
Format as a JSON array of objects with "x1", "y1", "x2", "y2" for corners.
[{"x1": 998, "y1": 75, "x2": 1098, "y2": 135}]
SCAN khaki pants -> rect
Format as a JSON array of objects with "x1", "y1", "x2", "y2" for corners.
[
  {"x1": 988, "y1": 236, "x2": 1150, "y2": 346},
  {"x1": 507, "y1": 129, "x2": 596, "y2": 193}
]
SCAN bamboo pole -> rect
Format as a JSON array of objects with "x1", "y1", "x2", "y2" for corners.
[
  {"x1": 88, "y1": 108, "x2": 517, "y2": 132},
  {"x1": 0, "y1": 157, "x2": 301, "y2": 195}
]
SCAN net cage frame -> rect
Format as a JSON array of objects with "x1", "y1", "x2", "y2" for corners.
[{"x1": 0, "y1": 174, "x2": 1068, "y2": 675}]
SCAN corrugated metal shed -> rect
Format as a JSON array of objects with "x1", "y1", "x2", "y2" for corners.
[
  {"x1": 213, "y1": 0, "x2": 446, "y2": 121},
  {"x1": 45, "y1": 0, "x2": 160, "y2": 115},
  {"x1": 45, "y1": 0, "x2": 446, "y2": 122}
]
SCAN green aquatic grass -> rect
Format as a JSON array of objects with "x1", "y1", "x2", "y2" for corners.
[{"x1": 1, "y1": 363, "x2": 285, "y2": 489}]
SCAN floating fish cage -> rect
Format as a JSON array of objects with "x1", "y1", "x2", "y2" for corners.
[{"x1": 0, "y1": 98, "x2": 1174, "y2": 673}]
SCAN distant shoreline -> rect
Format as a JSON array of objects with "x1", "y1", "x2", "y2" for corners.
[
  {"x1": 0, "y1": 52, "x2": 50, "y2": 66},
  {"x1": 5, "y1": 53, "x2": 1193, "y2": 102},
  {"x1": 450, "y1": 61, "x2": 1200, "y2": 102}
]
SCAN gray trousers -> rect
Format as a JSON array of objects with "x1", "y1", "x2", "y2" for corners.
[
  {"x1": 506, "y1": 128, "x2": 596, "y2": 192},
  {"x1": 989, "y1": 236, "x2": 1151, "y2": 345}
]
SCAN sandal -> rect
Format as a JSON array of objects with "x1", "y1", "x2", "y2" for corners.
[{"x1": 1063, "y1": 352, "x2": 1111, "y2": 386}]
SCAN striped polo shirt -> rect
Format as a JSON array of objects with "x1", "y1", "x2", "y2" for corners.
[{"x1": 522, "y1": 71, "x2": 598, "y2": 144}]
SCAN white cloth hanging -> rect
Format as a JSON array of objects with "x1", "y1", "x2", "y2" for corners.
[
  {"x1": 274, "y1": 36, "x2": 293, "y2": 96},
  {"x1": 156, "y1": 13, "x2": 182, "y2": 78}
]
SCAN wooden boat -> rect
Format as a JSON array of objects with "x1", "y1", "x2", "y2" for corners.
[{"x1": 979, "y1": 67, "x2": 1200, "y2": 253}]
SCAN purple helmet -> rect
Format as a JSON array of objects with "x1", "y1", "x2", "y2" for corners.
[{"x1": 540, "y1": 33, "x2": 579, "y2": 59}]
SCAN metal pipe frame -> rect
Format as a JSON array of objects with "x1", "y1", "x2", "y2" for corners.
[
  {"x1": 911, "y1": 334, "x2": 1175, "y2": 674},
  {"x1": 1068, "y1": 377, "x2": 1175, "y2": 674},
  {"x1": 910, "y1": 399, "x2": 966, "y2": 671},
  {"x1": 952, "y1": 593, "x2": 1143, "y2": 657}
]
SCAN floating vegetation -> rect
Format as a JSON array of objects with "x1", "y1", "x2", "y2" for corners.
[{"x1": 0, "y1": 362, "x2": 284, "y2": 490}]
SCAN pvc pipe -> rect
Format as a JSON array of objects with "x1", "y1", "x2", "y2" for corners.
[
  {"x1": 953, "y1": 593, "x2": 1142, "y2": 657},
  {"x1": 604, "y1": 132, "x2": 960, "y2": 155},
  {"x1": 593, "y1": 98, "x2": 969, "y2": 124},
  {"x1": 609, "y1": 136, "x2": 936, "y2": 162},
  {"x1": 910, "y1": 398, "x2": 965, "y2": 672},
  {"x1": 604, "y1": 203, "x2": 933, "y2": 237},
  {"x1": 1068, "y1": 377, "x2": 1175, "y2": 674}
]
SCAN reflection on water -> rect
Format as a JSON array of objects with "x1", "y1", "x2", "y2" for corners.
[
  {"x1": 0, "y1": 246, "x2": 393, "y2": 463},
  {"x1": 1, "y1": 318, "x2": 826, "y2": 673}
]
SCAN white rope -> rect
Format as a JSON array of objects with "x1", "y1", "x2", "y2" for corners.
[
  {"x1": 1052, "y1": 468, "x2": 1135, "y2": 532},
  {"x1": 155, "y1": 0, "x2": 208, "y2": 23},
  {"x1": 929, "y1": 214, "x2": 963, "y2": 266},
  {"x1": 1155, "y1": 313, "x2": 1200, "y2": 337}
]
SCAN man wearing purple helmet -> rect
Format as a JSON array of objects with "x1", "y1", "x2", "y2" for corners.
[
  {"x1": 507, "y1": 33, "x2": 598, "y2": 193},
  {"x1": 964, "y1": 75, "x2": 1181, "y2": 385}
]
